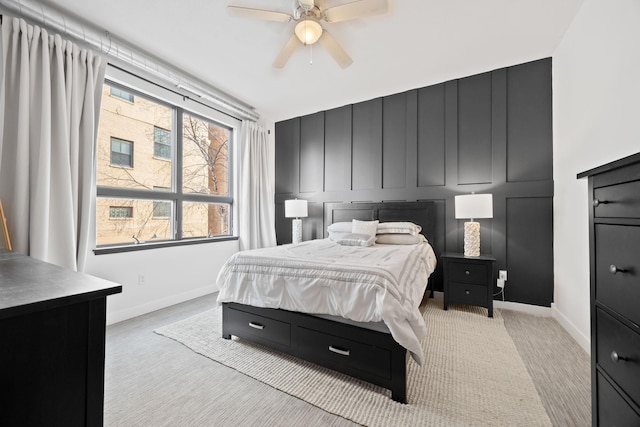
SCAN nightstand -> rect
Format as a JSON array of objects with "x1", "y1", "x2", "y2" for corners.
[{"x1": 442, "y1": 252, "x2": 496, "y2": 317}]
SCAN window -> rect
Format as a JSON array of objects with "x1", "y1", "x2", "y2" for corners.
[
  {"x1": 110, "y1": 137, "x2": 133, "y2": 167},
  {"x1": 154, "y1": 126, "x2": 171, "y2": 159},
  {"x1": 109, "y1": 206, "x2": 133, "y2": 219},
  {"x1": 153, "y1": 200, "x2": 171, "y2": 218},
  {"x1": 96, "y1": 77, "x2": 237, "y2": 249},
  {"x1": 110, "y1": 86, "x2": 134, "y2": 102}
]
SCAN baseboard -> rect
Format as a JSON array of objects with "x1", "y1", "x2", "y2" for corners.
[
  {"x1": 551, "y1": 303, "x2": 591, "y2": 355},
  {"x1": 106, "y1": 285, "x2": 216, "y2": 325}
]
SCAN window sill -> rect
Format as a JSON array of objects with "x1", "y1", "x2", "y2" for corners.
[{"x1": 93, "y1": 235, "x2": 238, "y2": 255}]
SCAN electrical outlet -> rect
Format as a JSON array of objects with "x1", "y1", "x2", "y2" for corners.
[
  {"x1": 497, "y1": 278, "x2": 505, "y2": 288},
  {"x1": 499, "y1": 270, "x2": 507, "y2": 281},
  {"x1": 138, "y1": 274, "x2": 145, "y2": 285}
]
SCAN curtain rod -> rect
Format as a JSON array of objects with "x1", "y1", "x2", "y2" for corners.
[{"x1": 0, "y1": 0, "x2": 260, "y2": 122}]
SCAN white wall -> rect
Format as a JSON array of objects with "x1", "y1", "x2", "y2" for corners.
[
  {"x1": 552, "y1": 0, "x2": 640, "y2": 352},
  {"x1": 86, "y1": 240, "x2": 239, "y2": 325}
]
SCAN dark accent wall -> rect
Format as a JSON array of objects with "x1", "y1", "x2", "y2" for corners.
[{"x1": 274, "y1": 58, "x2": 553, "y2": 307}]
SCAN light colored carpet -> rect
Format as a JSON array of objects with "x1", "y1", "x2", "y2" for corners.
[{"x1": 155, "y1": 299, "x2": 552, "y2": 427}]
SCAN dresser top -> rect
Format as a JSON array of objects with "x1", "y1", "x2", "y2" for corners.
[
  {"x1": 0, "y1": 250, "x2": 122, "y2": 319},
  {"x1": 577, "y1": 151, "x2": 640, "y2": 179}
]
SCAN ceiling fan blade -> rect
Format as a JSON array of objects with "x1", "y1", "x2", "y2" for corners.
[
  {"x1": 323, "y1": 0, "x2": 387, "y2": 23},
  {"x1": 318, "y1": 31, "x2": 353, "y2": 68},
  {"x1": 227, "y1": 6, "x2": 293, "y2": 22},
  {"x1": 273, "y1": 35, "x2": 301, "y2": 68}
]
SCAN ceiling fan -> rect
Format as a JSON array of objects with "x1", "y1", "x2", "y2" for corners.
[{"x1": 228, "y1": 0, "x2": 388, "y2": 68}]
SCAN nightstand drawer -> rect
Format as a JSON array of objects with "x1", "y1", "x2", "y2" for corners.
[
  {"x1": 225, "y1": 307, "x2": 291, "y2": 349},
  {"x1": 595, "y1": 224, "x2": 640, "y2": 326},
  {"x1": 448, "y1": 262, "x2": 488, "y2": 284},
  {"x1": 596, "y1": 308, "x2": 640, "y2": 407},
  {"x1": 448, "y1": 282, "x2": 487, "y2": 306},
  {"x1": 594, "y1": 180, "x2": 640, "y2": 219}
]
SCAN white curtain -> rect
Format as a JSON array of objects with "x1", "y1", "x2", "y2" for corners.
[
  {"x1": 0, "y1": 17, "x2": 106, "y2": 271},
  {"x1": 238, "y1": 120, "x2": 277, "y2": 250}
]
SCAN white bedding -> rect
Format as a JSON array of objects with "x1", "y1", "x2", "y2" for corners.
[{"x1": 216, "y1": 238, "x2": 437, "y2": 365}]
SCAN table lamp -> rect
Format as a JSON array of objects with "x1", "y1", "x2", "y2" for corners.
[
  {"x1": 285, "y1": 199, "x2": 308, "y2": 244},
  {"x1": 455, "y1": 193, "x2": 493, "y2": 257}
]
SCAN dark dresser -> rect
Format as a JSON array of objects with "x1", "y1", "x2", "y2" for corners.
[
  {"x1": 578, "y1": 152, "x2": 640, "y2": 426},
  {"x1": 0, "y1": 250, "x2": 122, "y2": 426}
]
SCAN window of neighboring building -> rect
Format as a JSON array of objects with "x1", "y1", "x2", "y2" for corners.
[
  {"x1": 154, "y1": 126, "x2": 171, "y2": 159},
  {"x1": 95, "y1": 77, "x2": 237, "y2": 249},
  {"x1": 152, "y1": 200, "x2": 171, "y2": 218},
  {"x1": 109, "y1": 206, "x2": 133, "y2": 219},
  {"x1": 110, "y1": 86, "x2": 134, "y2": 102},
  {"x1": 110, "y1": 137, "x2": 133, "y2": 167}
]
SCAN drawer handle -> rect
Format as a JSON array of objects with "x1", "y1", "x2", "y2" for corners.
[
  {"x1": 465, "y1": 270, "x2": 470, "y2": 275},
  {"x1": 593, "y1": 198, "x2": 611, "y2": 207},
  {"x1": 465, "y1": 290, "x2": 471, "y2": 295},
  {"x1": 248, "y1": 322, "x2": 264, "y2": 330},
  {"x1": 609, "y1": 264, "x2": 628, "y2": 275},
  {"x1": 328, "y1": 345, "x2": 350, "y2": 357},
  {"x1": 611, "y1": 350, "x2": 628, "y2": 363}
]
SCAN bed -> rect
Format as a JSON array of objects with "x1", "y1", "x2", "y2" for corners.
[{"x1": 217, "y1": 201, "x2": 437, "y2": 403}]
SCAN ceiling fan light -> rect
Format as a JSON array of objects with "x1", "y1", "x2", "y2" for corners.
[{"x1": 295, "y1": 19, "x2": 323, "y2": 45}]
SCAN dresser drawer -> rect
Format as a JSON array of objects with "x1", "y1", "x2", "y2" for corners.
[
  {"x1": 596, "y1": 308, "x2": 640, "y2": 407},
  {"x1": 448, "y1": 262, "x2": 488, "y2": 284},
  {"x1": 594, "y1": 180, "x2": 640, "y2": 218},
  {"x1": 448, "y1": 282, "x2": 487, "y2": 306},
  {"x1": 597, "y1": 372, "x2": 640, "y2": 426},
  {"x1": 297, "y1": 326, "x2": 392, "y2": 380},
  {"x1": 225, "y1": 307, "x2": 291, "y2": 349},
  {"x1": 595, "y1": 224, "x2": 640, "y2": 325}
]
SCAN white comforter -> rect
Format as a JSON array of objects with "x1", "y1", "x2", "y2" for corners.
[{"x1": 216, "y1": 238, "x2": 437, "y2": 365}]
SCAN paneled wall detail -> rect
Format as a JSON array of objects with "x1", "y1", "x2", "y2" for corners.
[{"x1": 274, "y1": 58, "x2": 554, "y2": 307}]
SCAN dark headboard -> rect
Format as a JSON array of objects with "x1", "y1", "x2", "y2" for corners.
[
  {"x1": 324, "y1": 201, "x2": 440, "y2": 290},
  {"x1": 324, "y1": 201, "x2": 436, "y2": 245}
]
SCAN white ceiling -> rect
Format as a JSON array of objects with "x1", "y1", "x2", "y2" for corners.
[{"x1": 42, "y1": 0, "x2": 583, "y2": 122}]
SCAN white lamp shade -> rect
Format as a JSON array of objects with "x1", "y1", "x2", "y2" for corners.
[
  {"x1": 455, "y1": 194, "x2": 493, "y2": 220},
  {"x1": 285, "y1": 199, "x2": 308, "y2": 218},
  {"x1": 295, "y1": 19, "x2": 323, "y2": 45}
]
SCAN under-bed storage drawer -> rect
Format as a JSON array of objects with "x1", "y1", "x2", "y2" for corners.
[
  {"x1": 297, "y1": 326, "x2": 392, "y2": 380},
  {"x1": 224, "y1": 307, "x2": 291, "y2": 349}
]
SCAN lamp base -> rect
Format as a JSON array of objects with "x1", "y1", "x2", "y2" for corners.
[
  {"x1": 463, "y1": 221, "x2": 480, "y2": 257},
  {"x1": 292, "y1": 218, "x2": 302, "y2": 244}
]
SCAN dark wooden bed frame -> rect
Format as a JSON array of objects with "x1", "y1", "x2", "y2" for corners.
[{"x1": 221, "y1": 201, "x2": 437, "y2": 403}]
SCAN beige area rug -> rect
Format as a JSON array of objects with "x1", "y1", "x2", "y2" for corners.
[{"x1": 155, "y1": 300, "x2": 551, "y2": 427}]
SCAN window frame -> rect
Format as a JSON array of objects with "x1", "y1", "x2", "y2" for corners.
[{"x1": 95, "y1": 66, "x2": 239, "y2": 254}]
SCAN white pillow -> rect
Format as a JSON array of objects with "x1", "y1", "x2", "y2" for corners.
[
  {"x1": 328, "y1": 231, "x2": 351, "y2": 242},
  {"x1": 377, "y1": 222, "x2": 422, "y2": 235},
  {"x1": 327, "y1": 221, "x2": 352, "y2": 233},
  {"x1": 376, "y1": 233, "x2": 426, "y2": 245},
  {"x1": 352, "y1": 219, "x2": 379, "y2": 238},
  {"x1": 335, "y1": 233, "x2": 376, "y2": 247}
]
